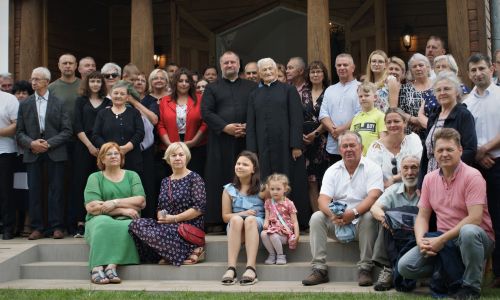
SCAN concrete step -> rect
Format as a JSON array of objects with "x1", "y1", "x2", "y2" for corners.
[{"x1": 20, "y1": 261, "x2": 359, "y2": 281}]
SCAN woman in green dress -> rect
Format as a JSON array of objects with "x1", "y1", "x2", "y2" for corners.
[{"x1": 84, "y1": 142, "x2": 146, "y2": 284}]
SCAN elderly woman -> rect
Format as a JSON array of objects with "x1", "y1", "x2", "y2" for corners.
[
  {"x1": 157, "y1": 68, "x2": 207, "y2": 177},
  {"x1": 221, "y1": 151, "x2": 264, "y2": 285},
  {"x1": 246, "y1": 57, "x2": 308, "y2": 229},
  {"x1": 301, "y1": 60, "x2": 330, "y2": 212},
  {"x1": 418, "y1": 71, "x2": 477, "y2": 187},
  {"x1": 101, "y1": 63, "x2": 121, "y2": 98},
  {"x1": 364, "y1": 50, "x2": 390, "y2": 112},
  {"x1": 366, "y1": 108, "x2": 422, "y2": 188},
  {"x1": 399, "y1": 53, "x2": 436, "y2": 134},
  {"x1": 129, "y1": 142, "x2": 206, "y2": 265},
  {"x1": 92, "y1": 81, "x2": 145, "y2": 175},
  {"x1": 84, "y1": 142, "x2": 145, "y2": 284},
  {"x1": 432, "y1": 54, "x2": 470, "y2": 94},
  {"x1": 386, "y1": 56, "x2": 406, "y2": 108}
]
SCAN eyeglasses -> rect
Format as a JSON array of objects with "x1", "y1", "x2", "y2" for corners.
[
  {"x1": 30, "y1": 78, "x2": 47, "y2": 82},
  {"x1": 371, "y1": 60, "x2": 386, "y2": 65},
  {"x1": 391, "y1": 158, "x2": 398, "y2": 175},
  {"x1": 103, "y1": 73, "x2": 120, "y2": 79}
]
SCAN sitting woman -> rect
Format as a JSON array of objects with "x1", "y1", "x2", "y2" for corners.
[
  {"x1": 221, "y1": 151, "x2": 265, "y2": 286},
  {"x1": 84, "y1": 142, "x2": 146, "y2": 284},
  {"x1": 129, "y1": 142, "x2": 206, "y2": 265}
]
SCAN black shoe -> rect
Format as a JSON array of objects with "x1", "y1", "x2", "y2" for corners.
[
  {"x1": 302, "y1": 268, "x2": 329, "y2": 286},
  {"x1": 74, "y1": 224, "x2": 85, "y2": 238},
  {"x1": 2, "y1": 232, "x2": 14, "y2": 240},
  {"x1": 452, "y1": 286, "x2": 480, "y2": 300}
]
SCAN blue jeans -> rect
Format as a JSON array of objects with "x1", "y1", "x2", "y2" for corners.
[{"x1": 397, "y1": 224, "x2": 494, "y2": 291}]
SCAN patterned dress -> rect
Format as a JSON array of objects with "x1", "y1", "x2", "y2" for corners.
[
  {"x1": 300, "y1": 87, "x2": 330, "y2": 181},
  {"x1": 263, "y1": 198, "x2": 297, "y2": 236},
  {"x1": 399, "y1": 83, "x2": 427, "y2": 135},
  {"x1": 128, "y1": 171, "x2": 206, "y2": 266}
]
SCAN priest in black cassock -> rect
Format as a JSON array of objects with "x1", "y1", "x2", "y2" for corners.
[
  {"x1": 201, "y1": 51, "x2": 257, "y2": 229},
  {"x1": 246, "y1": 57, "x2": 310, "y2": 229}
]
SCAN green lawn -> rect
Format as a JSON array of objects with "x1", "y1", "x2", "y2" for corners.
[{"x1": 0, "y1": 290, "x2": 499, "y2": 300}]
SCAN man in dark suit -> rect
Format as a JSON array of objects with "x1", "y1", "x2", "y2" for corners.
[{"x1": 16, "y1": 67, "x2": 72, "y2": 240}]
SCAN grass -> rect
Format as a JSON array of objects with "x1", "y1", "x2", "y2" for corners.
[{"x1": 0, "y1": 290, "x2": 499, "y2": 300}]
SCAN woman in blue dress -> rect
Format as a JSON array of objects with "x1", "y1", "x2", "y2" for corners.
[{"x1": 221, "y1": 151, "x2": 264, "y2": 286}]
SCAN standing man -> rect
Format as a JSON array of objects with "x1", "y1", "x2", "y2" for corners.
[
  {"x1": 201, "y1": 51, "x2": 257, "y2": 231},
  {"x1": 49, "y1": 53, "x2": 81, "y2": 124},
  {"x1": 302, "y1": 131, "x2": 383, "y2": 286},
  {"x1": 0, "y1": 73, "x2": 13, "y2": 93},
  {"x1": 16, "y1": 67, "x2": 72, "y2": 240},
  {"x1": 319, "y1": 53, "x2": 361, "y2": 165},
  {"x1": 286, "y1": 57, "x2": 307, "y2": 95},
  {"x1": 398, "y1": 128, "x2": 494, "y2": 299},
  {"x1": 463, "y1": 53, "x2": 500, "y2": 287},
  {"x1": 425, "y1": 36, "x2": 446, "y2": 68},
  {"x1": 0, "y1": 90, "x2": 19, "y2": 239},
  {"x1": 244, "y1": 61, "x2": 259, "y2": 83},
  {"x1": 78, "y1": 56, "x2": 96, "y2": 79}
]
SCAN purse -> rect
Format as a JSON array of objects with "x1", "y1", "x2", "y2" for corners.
[{"x1": 168, "y1": 178, "x2": 206, "y2": 246}]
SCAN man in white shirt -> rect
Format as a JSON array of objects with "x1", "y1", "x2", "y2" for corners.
[
  {"x1": 302, "y1": 131, "x2": 383, "y2": 286},
  {"x1": 319, "y1": 53, "x2": 361, "y2": 164},
  {"x1": 463, "y1": 52, "x2": 500, "y2": 287},
  {"x1": 0, "y1": 91, "x2": 19, "y2": 239}
]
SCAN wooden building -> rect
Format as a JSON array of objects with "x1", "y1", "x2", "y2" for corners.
[{"x1": 7, "y1": 0, "x2": 492, "y2": 86}]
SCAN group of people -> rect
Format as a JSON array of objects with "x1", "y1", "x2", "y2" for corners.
[{"x1": 0, "y1": 34, "x2": 500, "y2": 299}]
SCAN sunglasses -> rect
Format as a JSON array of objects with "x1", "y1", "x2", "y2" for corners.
[
  {"x1": 391, "y1": 158, "x2": 398, "y2": 175},
  {"x1": 104, "y1": 73, "x2": 120, "y2": 79}
]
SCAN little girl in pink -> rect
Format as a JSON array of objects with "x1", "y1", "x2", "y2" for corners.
[{"x1": 261, "y1": 173, "x2": 300, "y2": 265}]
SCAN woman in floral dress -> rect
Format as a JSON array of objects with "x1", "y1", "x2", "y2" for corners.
[{"x1": 129, "y1": 142, "x2": 206, "y2": 266}]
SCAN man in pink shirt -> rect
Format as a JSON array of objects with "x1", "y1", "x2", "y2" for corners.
[{"x1": 398, "y1": 128, "x2": 494, "y2": 300}]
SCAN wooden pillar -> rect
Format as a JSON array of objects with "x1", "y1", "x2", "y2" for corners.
[
  {"x1": 131, "y1": 0, "x2": 154, "y2": 75},
  {"x1": 374, "y1": 0, "x2": 387, "y2": 50},
  {"x1": 307, "y1": 0, "x2": 331, "y2": 77},
  {"x1": 19, "y1": 0, "x2": 44, "y2": 80},
  {"x1": 446, "y1": 0, "x2": 471, "y2": 86},
  {"x1": 170, "y1": 0, "x2": 179, "y2": 64}
]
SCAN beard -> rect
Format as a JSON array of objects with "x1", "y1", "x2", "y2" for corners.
[{"x1": 402, "y1": 177, "x2": 417, "y2": 188}]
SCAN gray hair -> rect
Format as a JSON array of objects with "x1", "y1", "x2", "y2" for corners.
[
  {"x1": 101, "y1": 62, "x2": 122, "y2": 76},
  {"x1": 32, "y1": 67, "x2": 51, "y2": 81},
  {"x1": 288, "y1": 57, "x2": 306, "y2": 70},
  {"x1": 257, "y1": 58, "x2": 277, "y2": 70},
  {"x1": 434, "y1": 54, "x2": 459, "y2": 75},
  {"x1": 432, "y1": 71, "x2": 463, "y2": 102},
  {"x1": 338, "y1": 130, "x2": 362, "y2": 146},
  {"x1": 401, "y1": 154, "x2": 421, "y2": 165},
  {"x1": 407, "y1": 53, "x2": 431, "y2": 81},
  {"x1": 0, "y1": 72, "x2": 12, "y2": 79},
  {"x1": 110, "y1": 80, "x2": 130, "y2": 93}
]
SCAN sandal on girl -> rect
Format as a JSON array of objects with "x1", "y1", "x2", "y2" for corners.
[
  {"x1": 239, "y1": 266, "x2": 258, "y2": 286},
  {"x1": 221, "y1": 266, "x2": 237, "y2": 285},
  {"x1": 183, "y1": 247, "x2": 206, "y2": 265},
  {"x1": 104, "y1": 268, "x2": 121, "y2": 283},
  {"x1": 90, "y1": 270, "x2": 109, "y2": 284}
]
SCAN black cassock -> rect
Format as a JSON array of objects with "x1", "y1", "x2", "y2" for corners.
[
  {"x1": 201, "y1": 78, "x2": 257, "y2": 224},
  {"x1": 246, "y1": 81, "x2": 310, "y2": 228}
]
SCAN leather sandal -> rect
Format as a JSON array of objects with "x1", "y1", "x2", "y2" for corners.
[
  {"x1": 221, "y1": 266, "x2": 237, "y2": 285},
  {"x1": 239, "y1": 266, "x2": 258, "y2": 285},
  {"x1": 90, "y1": 270, "x2": 109, "y2": 284},
  {"x1": 104, "y1": 268, "x2": 121, "y2": 283},
  {"x1": 183, "y1": 247, "x2": 206, "y2": 265}
]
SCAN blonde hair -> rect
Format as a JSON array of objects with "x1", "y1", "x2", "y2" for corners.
[
  {"x1": 365, "y1": 50, "x2": 388, "y2": 88},
  {"x1": 265, "y1": 173, "x2": 291, "y2": 194},
  {"x1": 163, "y1": 142, "x2": 191, "y2": 165},
  {"x1": 357, "y1": 81, "x2": 378, "y2": 94},
  {"x1": 148, "y1": 68, "x2": 169, "y2": 94}
]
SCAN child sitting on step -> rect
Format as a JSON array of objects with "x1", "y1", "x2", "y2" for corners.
[{"x1": 261, "y1": 173, "x2": 300, "y2": 265}]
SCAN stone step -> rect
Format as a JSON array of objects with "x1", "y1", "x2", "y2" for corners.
[{"x1": 20, "y1": 261, "x2": 359, "y2": 281}]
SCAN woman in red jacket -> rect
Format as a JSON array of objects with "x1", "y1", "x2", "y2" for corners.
[{"x1": 158, "y1": 68, "x2": 207, "y2": 178}]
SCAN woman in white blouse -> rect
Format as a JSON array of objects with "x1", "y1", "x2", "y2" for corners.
[{"x1": 366, "y1": 107, "x2": 422, "y2": 188}]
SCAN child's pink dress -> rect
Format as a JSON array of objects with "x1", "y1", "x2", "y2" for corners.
[{"x1": 264, "y1": 198, "x2": 297, "y2": 236}]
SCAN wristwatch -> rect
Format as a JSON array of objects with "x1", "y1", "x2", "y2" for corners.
[{"x1": 352, "y1": 208, "x2": 360, "y2": 219}]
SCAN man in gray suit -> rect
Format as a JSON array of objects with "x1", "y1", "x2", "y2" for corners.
[{"x1": 16, "y1": 67, "x2": 72, "y2": 240}]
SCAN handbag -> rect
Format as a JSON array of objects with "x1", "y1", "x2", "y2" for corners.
[{"x1": 168, "y1": 178, "x2": 206, "y2": 246}]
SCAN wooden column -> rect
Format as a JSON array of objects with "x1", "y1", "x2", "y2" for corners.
[
  {"x1": 307, "y1": 0, "x2": 331, "y2": 76},
  {"x1": 446, "y1": 0, "x2": 471, "y2": 86},
  {"x1": 374, "y1": 0, "x2": 387, "y2": 50},
  {"x1": 19, "y1": 0, "x2": 44, "y2": 80},
  {"x1": 170, "y1": 0, "x2": 179, "y2": 64},
  {"x1": 131, "y1": 0, "x2": 154, "y2": 75}
]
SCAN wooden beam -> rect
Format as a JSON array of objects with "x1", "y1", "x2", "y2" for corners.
[
  {"x1": 374, "y1": 0, "x2": 387, "y2": 51},
  {"x1": 19, "y1": 0, "x2": 44, "y2": 80},
  {"x1": 446, "y1": 0, "x2": 471, "y2": 86},
  {"x1": 214, "y1": 1, "x2": 281, "y2": 33},
  {"x1": 348, "y1": 0, "x2": 373, "y2": 27},
  {"x1": 170, "y1": 0, "x2": 179, "y2": 63},
  {"x1": 350, "y1": 27, "x2": 374, "y2": 41},
  {"x1": 307, "y1": 0, "x2": 331, "y2": 77},
  {"x1": 179, "y1": 37, "x2": 209, "y2": 50},
  {"x1": 476, "y1": 0, "x2": 490, "y2": 56},
  {"x1": 131, "y1": 0, "x2": 154, "y2": 75}
]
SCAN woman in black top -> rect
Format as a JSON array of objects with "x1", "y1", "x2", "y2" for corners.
[
  {"x1": 72, "y1": 71, "x2": 111, "y2": 237},
  {"x1": 92, "y1": 81, "x2": 145, "y2": 175}
]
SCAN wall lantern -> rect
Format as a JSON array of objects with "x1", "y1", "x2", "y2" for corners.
[{"x1": 402, "y1": 25, "x2": 413, "y2": 51}]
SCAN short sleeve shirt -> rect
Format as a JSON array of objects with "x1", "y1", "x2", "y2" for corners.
[
  {"x1": 350, "y1": 108, "x2": 387, "y2": 155},
  {"x1": 0, "y1": 91, "x2": 19, "y2": 154},
  {"x1": 376, "y1": 181, "x2": 419, "y2": 209}
]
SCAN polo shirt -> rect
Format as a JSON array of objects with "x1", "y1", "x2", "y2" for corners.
[
  {"x1": 320, "y1": 156, "x2": 383, "y2": 209},
  {"x1": 350, "y1": 108, "x2": 387, "y2": 155},
  {"x1": 376, "y1": 181, "x2": 419, "y2": 209},
  {"x1": 419, "y1": 161, "x2": 494, "y2": 241},
  {"x1": 463, "y1": 83, "x2": 500, "y2": 158},
  {"x1": 319, "y1": 79, "x2": 361, "y2": 154}
]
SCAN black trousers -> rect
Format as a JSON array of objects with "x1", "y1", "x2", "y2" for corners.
[{"x1": 0, "y1": 153, "x2": 16, "y2": 233}]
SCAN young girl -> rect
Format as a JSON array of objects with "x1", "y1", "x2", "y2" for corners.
[{"x1": 261, "y1": 173, "x2": 300, "y2": 265}]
